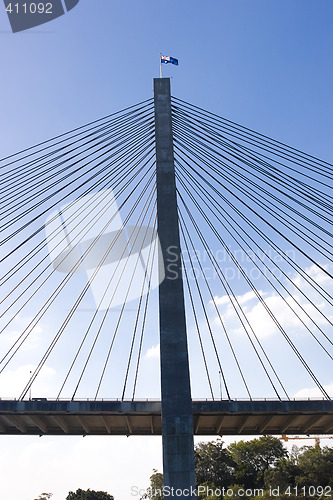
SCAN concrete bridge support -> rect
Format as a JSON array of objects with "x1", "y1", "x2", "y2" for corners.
[{"x1": 154, "y1": 78, "x2": 196, "y2": 497}]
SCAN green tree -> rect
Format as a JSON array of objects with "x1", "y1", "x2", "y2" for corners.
[
  {"x1": 34, "y1": 495, "x2": 53, "y2": 500},
  {"x1": 141, "y1": 437, "x2": 333, "y2": 499},
  {"x1": 252, "y1": 493, "x2": 298, "y2": 500},
  {"x1": 66, "y1": 488, "x2": 114, "y2": 500},
  {"x1": 295, "y1": 445, "x2": 333, "y2": 488},
  {"x1": 223, "y1": 484, "x2": 247, "y2": 499},
  {"x1": 264, "y1": 455, "x2": 300, "y2": 491},
  {"x1": 195, "y1": 439, "x2": 235, "y2": 488},
  {"x1": 227, "y1": 436, "x2": 286, "y2": 489},
  {"x1": 140, "y1": 470, "x2": 164, "y2": 500},
  {"x1": 197, "y1": 481, "x2": 223, "y2": 499}
]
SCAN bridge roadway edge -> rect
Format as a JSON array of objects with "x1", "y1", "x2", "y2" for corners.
[{"x1": 0, "y1": 399, "x2": 332, "y2": 436}]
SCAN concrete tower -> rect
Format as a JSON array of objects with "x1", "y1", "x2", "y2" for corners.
[{"x1": 154, "y1": 77, "x2": 196, "y2": 496}]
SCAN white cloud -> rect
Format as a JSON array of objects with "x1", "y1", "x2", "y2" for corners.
[
  {"x1": 294, "y1": 381, "x2": 333, "y2": 399},
  {"x1": 211, "y1": 290, "x2": 278, "y2": 338},
  {"x1": 0, "y1": 316, "x2": 44, "y2": 352},
  {"x1": 32, "y1": 325, "x2": 43, "y2": 334},
  {"x1": 144, "y1": 344, "x2": 160, "y2": 360},
  {"x1": 0, "y1": 364, "x2": 56, "y2": 399},
  {"x1": 211, "y1": 290, "x2": 261, "y2": 307},
  {"x1": 211, "y1": 294, "x2": 230, "y2": 306},
  {"x1": 292, "y1": 263, "x2": 333, "y2": 288},
  {"x1": 210, "y1": 270, "x2": 333, "y2": 340}
]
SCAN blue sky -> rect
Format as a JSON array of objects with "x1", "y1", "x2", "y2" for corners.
[
  {"x1": 1, "y1": 1, "x2": 333, "y2": 159},
  {"x1": 0, "y1": 1, "x2": 333, "y2": 499}
]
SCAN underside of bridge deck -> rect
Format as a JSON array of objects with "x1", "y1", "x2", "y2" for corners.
[{"x1": 0, "y1": 399, "x2": 332, "y2": 436}]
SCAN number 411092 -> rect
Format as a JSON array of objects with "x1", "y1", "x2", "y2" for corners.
[{"x1": 6, "y1": 3, "x2": 53, "y2": 14}]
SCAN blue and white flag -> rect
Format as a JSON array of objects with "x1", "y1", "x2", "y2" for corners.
[{"x1": 161, "y1": 55, "x2": 179, "y2": 66}]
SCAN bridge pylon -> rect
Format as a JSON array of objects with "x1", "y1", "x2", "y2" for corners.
[{"x1": 154, "y1": 78, "x2": 196, "y2": 495}]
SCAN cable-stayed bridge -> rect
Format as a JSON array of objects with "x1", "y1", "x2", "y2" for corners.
[{"x1": 0, "y1": 78, "x2": 332, "y2": 492}]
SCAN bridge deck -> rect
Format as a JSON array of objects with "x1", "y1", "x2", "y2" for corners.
[{"x1": 0, "y1": 399, "x2": 332, "y2": 436}]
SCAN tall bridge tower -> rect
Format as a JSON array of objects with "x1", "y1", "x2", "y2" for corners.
[{"x1": 154, "y1": 78, "x2": 196, "y2": 493}]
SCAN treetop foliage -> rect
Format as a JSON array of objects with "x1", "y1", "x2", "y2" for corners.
[
  {"x1": 144, "y1": 436, "x2": 333, "y2": 499},
  {"x1": 66, "y1": 488, "x2": 114, "y2": 500}
]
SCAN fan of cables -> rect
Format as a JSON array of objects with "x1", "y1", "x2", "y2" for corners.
[
  {"x1": 0, "y1": 94, "x2": 332, "y2": 402},
  {"x1": 172, "y1": 96, "x2": 333, "y2": 401},
  {"x1": 0, "y1": 98, "x2": 160, "y2": 401}
]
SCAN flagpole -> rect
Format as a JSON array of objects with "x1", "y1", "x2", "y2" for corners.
[{"x1": 160, "y1": 53, "x2": 162, "y2": 78}]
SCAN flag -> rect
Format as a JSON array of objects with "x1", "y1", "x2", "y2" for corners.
[{"x1": 161, "y1": 55, "x2": 179, "y2": 66}]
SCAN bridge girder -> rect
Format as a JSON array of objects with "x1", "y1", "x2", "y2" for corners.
[{"x1": 0, "y1": 399, "x2": 332, "y2": 436}]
